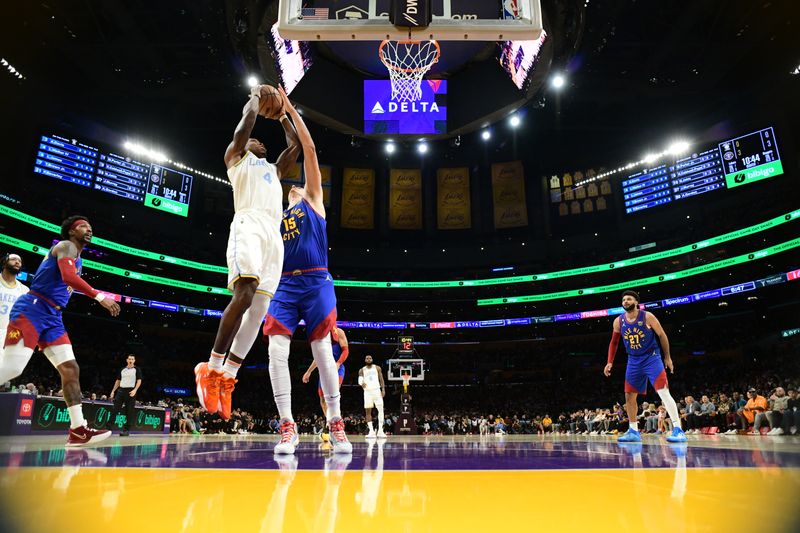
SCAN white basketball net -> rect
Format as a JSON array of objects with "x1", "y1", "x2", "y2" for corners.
[{"x1": 379, "y1": 40, "x2": 441, "y2": 102}]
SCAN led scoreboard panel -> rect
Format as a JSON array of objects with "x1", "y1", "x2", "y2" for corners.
[
  {"x1": 34, "y1": 134, "x2": 193, "y2": 217},
  {"x1": 397, "y1": 336, "x2": 415, "y2": 355},
  {"x1": 622, "y1": 127, "x2": 783, "y2": 214}
]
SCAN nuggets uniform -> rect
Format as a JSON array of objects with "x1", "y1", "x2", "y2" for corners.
[
  {"x1": 362, "y1": 365, "x2": 383, "y2": 409},
  {"x1": 264, "y1": 198, "x2": 337, "y2": 341},
  {"x1": 318, "y1": 330, "x2": 345, "y2": 396},
  {"x1": 225, "y1": 151, "x2": 284, "y2": 297},
  {"x1": 620, "y1": 310, "x2": 668, "y2": 394},
  {"x1": 5, "y1": 251, "x2": 77, "y2": 350},
  {"x1": 0, "y1": 278, "x2": 29, "y2": 352}
]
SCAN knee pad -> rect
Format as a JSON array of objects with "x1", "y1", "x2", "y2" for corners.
[{"x1": 268, "y1": 335, "x2": 290, "y2": 364}]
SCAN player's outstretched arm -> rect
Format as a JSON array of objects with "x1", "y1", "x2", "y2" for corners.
[
  {"x1": 53, "y1": 241, "x2": 120, "y2": 316},
  {"x1": 302, "y1": 360, "x2": 317, "y2": 383},
  {"x1": 278, "y1": 87, "x2": 323, "y2": 206},
  {"x1": 275, "y1": 109, "x2": 301, "y2": 180},
  {"x1": 647, "y1": 313, "x2": 673, "y2": 373},
  {"x1": 224, "y1": 86, "x2": 261, "y2": 169}
]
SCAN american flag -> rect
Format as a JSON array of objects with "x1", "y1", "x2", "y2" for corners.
[{"x1": 301, "y1": 7, "x2": 329, "y2": 20}]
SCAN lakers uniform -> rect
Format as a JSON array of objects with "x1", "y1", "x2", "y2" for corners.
[
  {"x1": 225, "y1": 151, "x2": 284, "y2": 297},
  {"x1": 362, "y1": 365, "x2": 383, "y2": 409},
  {"x1": 264, "y1": 198, "x2": 337, "y2": 341},
  {"x1": 0, "y1": 277, "x2": 29, "y2": 353},
  {"x1": 620, "y1": 310, "x2": 668, "y2": 394}
]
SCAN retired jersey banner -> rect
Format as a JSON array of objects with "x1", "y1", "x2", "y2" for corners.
[
  {"x1": 389, "y1": 168, "x2": 423, "y2": 229},
  {"x1": 341, "y1": 168, "x2": 375, "y2": 229},
  {"x1": 491, "y1": 161, "x2": 528, "y2": 229},
  {"x1": 437, "y1": 167, "x2": 471, "y2": 230},
  {"x1": 320, "y1": 165, "x2": 332, "y2": 207}
]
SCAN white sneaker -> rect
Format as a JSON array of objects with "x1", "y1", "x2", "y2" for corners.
[
  {"x1": 366, "y1": 428, "x2": 377, "y2": 439},
  {"x1": 328, "y1": 417, "x2": 353, "y2": 454},
  {"x1": 274, "y1": 419, "x2": 299, "y2": 455},
  {"x1": 771, "y1": 428, "x2": 784, "y2": 435},
  {"x1": 376, "y1": 429, "x2": 387, "y2": 439}
]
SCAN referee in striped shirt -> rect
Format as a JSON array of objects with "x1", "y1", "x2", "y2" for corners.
[{"x1": 110, "y1": 354, "x2": 142, "y2": 436}]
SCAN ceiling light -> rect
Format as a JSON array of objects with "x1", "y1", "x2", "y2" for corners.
[
  {"x1": 247, "y1": 75, "x2": 259, "y2": 88},
  {"x1": 481, "y1": 130, "x2": 491, "y2": 141},
  {"x1": 385, "y1": 142, "x2": 396, "y2": 154},
  {"x1": 418, "y1": 142, "x2": 428, "y2": 154},
  {"x1": 666, "y1": 140, "x2": 690, "y2": 155},
  {"x1": 551, "y1": 74, "x2": 565, "y2": 88},
  {"x1": 509, "y1": 115, "x2": 521, "y2": 128}
]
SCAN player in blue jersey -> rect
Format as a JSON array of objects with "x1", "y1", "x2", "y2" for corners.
[
  {"x1": 302, "y1": 326, "x2": 349, "y2": 445},
  {"x1": 1, "y1": 216, "x2": 121, "y2": 446},
  {"x1": 605, "y1": 290, "x2": 686, "y2": 443},
  {"x1": 263, "y1": 87, "x2": 352, "y2": 455}
]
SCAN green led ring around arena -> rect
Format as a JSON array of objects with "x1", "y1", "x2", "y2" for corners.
[
  {"x1": 477, "y1": 237, "x2": 800, "y2": 306},
  {"x1": 0, "y1": 233, "x2": 228, "y2": 296},
  {"x1": 0, "y1": 233, "x2": 796, "y2": 303},
  {"x1": 1, "y1": 202, "x2": 798, "y2": 289}
]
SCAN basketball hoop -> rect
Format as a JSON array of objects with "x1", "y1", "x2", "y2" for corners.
[
  {"x1": 378, "y1": 40, "x2": 441, "y2": 102},
  {"x1": 401, "y1": 371, "x2": 411, "y2": 393}
]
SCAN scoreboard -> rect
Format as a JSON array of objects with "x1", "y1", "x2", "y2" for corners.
[
  {"x1": 622, "y1": 127, "x2": 783, "y2": 214},
  {"x1": 397, "y1": 336, "x2": 415, "y2": 355},
  {"x1": 34, "y1": 134, "x2": 193, "y2": 217}
]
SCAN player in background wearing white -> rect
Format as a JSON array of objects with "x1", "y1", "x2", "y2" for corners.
[
  {"x1": 359, "y1": 355, "x2": 386, "y2": 438},
  {"x1": 195, "y1": 84, "x2": 300, "y2": 421},
  {"x1": 0, "y1": 254, "x2": 29, "y2": 356}
]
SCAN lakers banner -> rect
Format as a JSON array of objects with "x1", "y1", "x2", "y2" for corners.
[
  {"x1": 492, "y1": 161, "x2": 528, "y2": 229},
  {"x1": 340, "y1": 168, "x2": 375, "y2": 229},
  {"x1": 437, "y1": 167, "x2": 471, "y2": 230},
  {"x1": 281, "y1": 163, "x2": 332, "y2": 207},
  {"x1": 389, "y1": 169, "x2": 423, "y2": 229}
]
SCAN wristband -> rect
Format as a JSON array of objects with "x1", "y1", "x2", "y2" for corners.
[
  {"x1": 279, "y1": 114, "x2": 290, "y2": 123},
  {"x1": 94, "y1": 293, "x2": 106, "y2": 302}
]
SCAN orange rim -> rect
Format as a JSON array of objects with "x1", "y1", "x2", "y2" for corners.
[{"x1": 379, "y1": 40, "x2": 441, "y2": 74}]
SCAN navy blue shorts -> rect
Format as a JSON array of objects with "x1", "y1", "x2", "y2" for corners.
[
  {"x1": 263, "y1": 271, "x2": 337, "y2": 341},
  {"x1": 625, "y1": 351, "x2": 668, "y2": 394}
]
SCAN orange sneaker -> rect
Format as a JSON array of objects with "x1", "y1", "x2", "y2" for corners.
[
  {"x1": 194, "y1": 362, "x2": 222, "y2": 413},
  {"x1": 218, "y1": 375, "x2": 237, "y2": 420}
]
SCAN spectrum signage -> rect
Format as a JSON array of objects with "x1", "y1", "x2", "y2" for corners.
[{"x1": 364, "y1": 80, "x2": 447, "y2": 134}]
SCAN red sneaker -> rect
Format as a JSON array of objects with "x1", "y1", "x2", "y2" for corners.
[
  {"x1": 65, "y1": 425, "x2": 112, "y2": 447},
  {"x1": 194, "y1": 362, "x2": 222, "y2": 413},
  {"x1": 218, "y1": 375, "x2": 237, "y2": 420}
]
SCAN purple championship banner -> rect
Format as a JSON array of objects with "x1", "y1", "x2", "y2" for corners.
[{"x1": 364, "y1": 80, "x2": 447, "y2": 134}]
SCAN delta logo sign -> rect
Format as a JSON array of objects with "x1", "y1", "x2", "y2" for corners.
[{"x1": 364, "y1": 80, "x2": 447, "y2": 134}]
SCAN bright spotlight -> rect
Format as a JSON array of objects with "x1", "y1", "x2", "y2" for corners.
[
  {"x1": 667, "y1": 140, "x2": 690, "y2": 155},
  {"x1": 385, "y1": 142, "x2": 396, "y2": 154},
  {"x1": 417, "y1": 142, "x2": 428, "y2": 154},
  {"x1": 509, "y1": 115, "x2": 521, "y2": 128},
  {"x1": 551, "y1": 74, "x2": 565, "y2": 88},
  {"x1": 247, "y1": 76, "x2": 259, "y2": 88},
  {"x1": 481, "y1": 130, "x2": 491, "y2": 141},
  {"x1": 642, "y1": 153, "x2": 658, "y2": 164}
]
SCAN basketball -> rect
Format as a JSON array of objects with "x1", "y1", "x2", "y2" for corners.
[{"x1": 258, "y1": 85, "x2": 283, "y2": 119}]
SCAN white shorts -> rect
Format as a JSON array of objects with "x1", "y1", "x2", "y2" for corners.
[
  {"x1": 226, "y1": 211, "x2": 283, "y2": 297},
  {"x1": 364, "y1": 389, "x2": 384, "y2": 409}
]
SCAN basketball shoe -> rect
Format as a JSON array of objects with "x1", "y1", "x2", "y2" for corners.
[
  {"x1": 666, "y1": 427, "x2": 687, "y2": 443},
  {"x1": 194, "y1": 362, "x2": 222, "y2": 413},
  {"x1": 218, "y1": 375, "x2": 237, "y2": 420},
  {"x1": 617, "y1": 428, "x2": 642, "y2": 443},
  {"x1": 376, "y1": 428, "x2": 387, "y2": 439},
  {"x1": 65, "y1": 424, "x2": 112, "y2": 447},
  {"x1": 329, "y1": 417, "x2": 353, "y2": 454},
  {"x1": 274, "y1": 419, "x2": 299, "y2": 454}
]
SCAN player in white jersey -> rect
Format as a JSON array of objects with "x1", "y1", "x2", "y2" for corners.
[
  {"x1": 195, "y1": 84, "x2": 300, "y2": 420},
  {"x1": 358, "y1": 355, "x2": 386, "y2": 438},
  {"x1": 0, "y1": 254, "x2": 29, "y2": 355}
]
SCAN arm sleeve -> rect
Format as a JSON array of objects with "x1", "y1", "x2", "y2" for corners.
[
  {"x1": 57, "y1": 257, "x2": 99, "y2": 298},
  {"x1": 357, "y1": 375, "x2": 364, "y2": 386},
  {"x1": 607, "y1": 331, "x2": 621, "y2": 365},
  {"x1": 336, "y1": 345, "x2": 349, "y2": 365}
]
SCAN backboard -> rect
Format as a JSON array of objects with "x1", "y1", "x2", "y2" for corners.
[
  {"x1": 387, "y1": 358, "x2": 425, "y2": 381},
  {"x1": 278, "y1": 0, "x2": 543, "y2": 41}
]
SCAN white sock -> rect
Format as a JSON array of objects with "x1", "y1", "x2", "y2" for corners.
[
  {"x1": 209, "y1": 350, "x2": 225, "y2": 371},
  {"x1": 629, "y1": 421, "x2": 638, "y2": 431},
  {"x1": 310, "y1": 335, "x2": 341, "y2": 421},
  {"x1": 222, "y1": 359, "x2": 242, "y2": 379},
  {"x1": 657, "y1": 388, "x2": 682, "y2": 430},
  {"x1": 268, "y1": 335, "x2": 293, "y2": 421},
  {"x1": 226, "y1": 293, "x2": 270, "y2": 378},
  {"x1": 67, "y1": 404, "x2": 85, "y2": 429},
  {"x1": 377, "y1": 407, "x2": 385, "y2": 430},
  {"x1": 367, "y1": 421, "x2": 374, "y2": 432}
]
